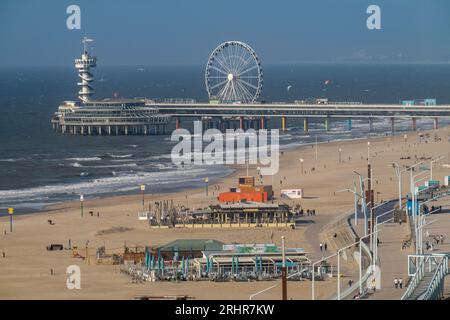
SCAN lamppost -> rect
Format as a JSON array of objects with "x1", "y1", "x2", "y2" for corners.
[
  {"x1": 311, "y1": 252, "x2": 337, "y2": 300},
  {"x1": 335, "y1": 183, "x2": 363, "y2": 226},
  {"x1": 8, "y1": 207, "x2": 14, "y2": 232},
  {"x1": 80, "y1": 194, "x2": 84, "y2": 217},
  {"x1": 416, "y1": 196, "x2": 441, "y2": 254},
  {"x1": 373, "y1": 208, "x2": 396, "y2": 267},
  {"x1": 358, "y1": 229, "x2": 379, "y2": 295},
  {"x1": 369, "y1": 201, "x2": 390, "y2": 251},
  {"x1": 430, "y1": 155, "x2": 445, "y2": 181},
  {"x1": 392, "y1": 162, "x2": 412, "y2": 209},
  {"x1": 140, "y1": 184, "x2": 145, "y2": 209},
  {"x1": 367, "y1": 141, "x2": 371, "y2": 164},
  {"x1": 404, "y1": 134, "x2": 408, "y2": 150},
  {"x1": 281, "y1": 236, "x2": 287, "y2": 300},
  {"x1": 337, "y1": 240, "x2": 361, "y2": 300},
  {"x1": 205, "y1": 177, "x2": 209, "y2": 196},
  {"x1": 410, "y1": 170, "x2": 429, "y2": 253},
  {"x1": 353, "y1": 171, "x2": 371, "y2": 235},
  {"x1": 299, "y1": 158, "x2": 304, "y2": 175},
  {"x1": 338, "y1": 148, "x2": 342, "y2": 164}
]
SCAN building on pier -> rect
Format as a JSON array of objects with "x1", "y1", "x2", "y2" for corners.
[{"x1": 51, "y1": 37, "x2": 169, "y2": 135}]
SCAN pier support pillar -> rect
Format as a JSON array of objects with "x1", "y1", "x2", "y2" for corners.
[
  {"x1": 281, "y1": 116, "x2": 287, "y2": 132},
  {"x1": 324, "y1": 118, "x2": 329, "y2": 131},
  {"x1": 81, "y1": 126, "x2": 84, "y2": 135},
  {"x1": 240, "y1": 116, "x2": 244, "y2": 130},
  {"x1": 98, "y1": 126, "x2": 102, "y2": 136},
  {"x1": 144, "y1": 125, "x2": 147, "y2": 135},
  {"x1": 260, "y1": 117, "x2": 265, "y2": 130},
  {"x1": 125, "y1": 126, "x2": 128, "y2": 135},
  {"x1": 108, "y1": 126, "x2": 111, "y2": 135},
  {"x1": 391, "y1": 118, "x2": 395, "y2": 134},
  {"x1": 369, "y1": 118, "x2": 373, "y2": 132},
  {"x1": 434, "y1": 117, "x2": 439, "y2": 130},
  {"x1": 254, "y1": 119, "x2": 260, "y2": 130},
  {"x1": 175, "y1": 117, "x2": 181, "y2": 130},
  {"x1": 116, "y1": 125, "x2": 119, "y2": 135},
  {"x1": 347, "y1": 119, "x2": 352, "y2": 131},
  {"x1": 412, "y1": 118, "x2": 417, "y2": 131},
  {"x1": 303, "y1": 117, "x2": 309, "y2": 133},
  {"x1": 88, "y1": 126, "x2": 91, "y2": 135}
]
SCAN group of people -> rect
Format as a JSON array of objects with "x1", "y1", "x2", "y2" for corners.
[
  {"x1": 425, "y1": 234, "x2": 445, "y2": 251},
  {"x1": 319, "y1": 242, "x2": 328, "y2": 252},
  {"x1": 298, "y1": 208, "x2": 317, "y2": 216},
  {"x1": 394, "y1": 277, "x2": 403, "y2": 289}
]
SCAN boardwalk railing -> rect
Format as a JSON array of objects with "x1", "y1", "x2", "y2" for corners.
[
  {"x1": 332, "y1": 241, "x2": 373, "y2": 300},
  {"x1": 401, "y1": 254, "x2": 449, "y2": 300},
  {"x1": 422, "y1": 254, "x2": 449, "y2": 300}
]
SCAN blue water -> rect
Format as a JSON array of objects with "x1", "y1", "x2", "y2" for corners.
[{"x1": 1, "y1": 64, "x2": 450, "y2": 212}]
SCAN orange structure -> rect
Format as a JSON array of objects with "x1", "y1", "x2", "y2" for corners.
[
  {"x1": 219, "y1": 191, "x2": 268, "y2": 203},
  {"x1": 218, "y1": 176, "x2": 273, "y2": 203}
]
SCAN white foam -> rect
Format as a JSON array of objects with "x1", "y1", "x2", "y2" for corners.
[
  {"x1": 0, "y1": 166, "x2": 231, "y2": 203},
  {"x1": 66, "y1": 157, "x2": 102, "y2": 161},
  {"x1": 107, "y1": 153, "x2": 133, "y2": 158}
]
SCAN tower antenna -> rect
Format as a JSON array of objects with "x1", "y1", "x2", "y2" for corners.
[{"x1": 82, "y1": 36, "x2": 94, "y2": 53}]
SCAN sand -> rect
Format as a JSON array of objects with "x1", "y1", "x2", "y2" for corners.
[{"x1": 1, "y1": 125, "x2": 449, "y2": 299}]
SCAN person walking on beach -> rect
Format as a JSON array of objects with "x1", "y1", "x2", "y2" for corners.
[
  {"x1": 319, "y1": 243, "x2": 323, "y2": 252},
  {"x1": 324, "y1": 243, "x2": 328, "y2": 251},
  {"x1": 399, "y1": 278, "x2": 403, "y2": 289},
  {"x1": 394, "y1": 278, "x2": 398, "y2": 289}
]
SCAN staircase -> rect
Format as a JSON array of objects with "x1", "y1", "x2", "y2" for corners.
[
  {"x1": 407, "y1": 271, "x2": 435, "y2": 300},
  {"x1": 402, "y1": 254, "x2": 449, "y2": 300}
]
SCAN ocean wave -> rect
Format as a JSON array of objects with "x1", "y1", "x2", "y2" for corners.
[
  {"x1": 66, "y1": 157, "x2": 102, "y2": 161},
  {"x1": 69, "y1": 162, "x2": 137, "y2": 168},
  {"x1": 70, "y1": 162, "x2": 83, "y2": 168},
  {"x1": 0, "y1": 158, "x2": 26, "y2": 162},
  {"x1": 107, "y1": 153, "x2": 133, "y2": 158},
  {"x1": 0, "y1": 166, "x2": 232, "y2": 202}
]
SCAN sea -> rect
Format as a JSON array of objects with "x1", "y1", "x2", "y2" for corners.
[{"x1": 1, "y1": 64, "x2": 450, "y2": 213}]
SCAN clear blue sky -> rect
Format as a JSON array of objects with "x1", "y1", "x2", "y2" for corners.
[{"x1": 1, "y1": 0, "x2": 450, "y2": 67}]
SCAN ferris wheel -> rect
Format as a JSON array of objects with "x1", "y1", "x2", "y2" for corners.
[{"x1": 205, "y1": 41, "x2": 263, "y2": 103}]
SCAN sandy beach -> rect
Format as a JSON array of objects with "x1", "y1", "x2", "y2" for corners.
[{"x1": 1, "y1": 125, "x2": 449, "y2": 299}]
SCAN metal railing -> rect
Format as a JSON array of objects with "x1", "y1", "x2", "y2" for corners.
[
  {"x1": 422, "y1": 254, "x2": 449, "y2": 300},
  {"x1": 401, "y1": 256, "x2": 427, "y2": 299},
  {"x1": 401, "y1": 254, "x2": 449, "y2": 300},
  {"x1": 332, "y1": 241, "x2": 373, "y2": 300}
]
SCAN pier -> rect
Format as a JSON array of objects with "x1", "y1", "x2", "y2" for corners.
[{"x1": 153, "y1": 101, "x2": 450, "y2": 134}]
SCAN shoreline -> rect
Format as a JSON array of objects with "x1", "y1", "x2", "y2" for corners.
[{"x1": 10, "y1": 126, "x2": 421, "y2": 218}]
